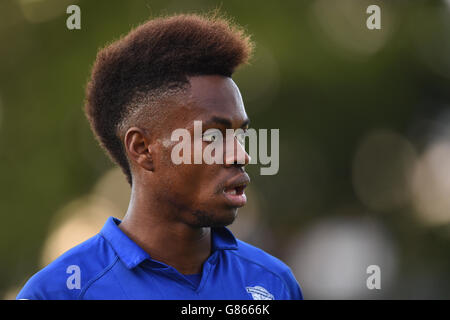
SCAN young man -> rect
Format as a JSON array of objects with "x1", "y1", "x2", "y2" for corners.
[{"x1": 17, "y1": 13, "x2": 303, "y2": 300}]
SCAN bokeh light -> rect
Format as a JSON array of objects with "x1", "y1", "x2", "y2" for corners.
[
  {"x1": 412, "y1": 142, "x2": 450, "y2": 225},
  {"x1": 17, "y1": 0, "x2": 77, "y2": 24},
  {"x1": 286, "y1": 215, "x2": 398, "y2": 299},
  {"x1": 410, "y1": 108, "x2": 450, "y2": 225},
  {"x1": 39, "y1": 195, "x2": 119, "y2": 267},
  {"x1": 352, "y1": 129, "x2": 417, "y2": 212},
  {"x1": 309, "y1": 0, "x2": 394, "y2": 59},
  {"x1": 40, "y1": 167, "x2": 128, "y2": 267}
]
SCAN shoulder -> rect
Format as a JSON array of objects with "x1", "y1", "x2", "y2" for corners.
[
  {"x1": 234, "y1": 239, "x2": 291, "y2": 275},
  {"x1": 231, "y1": 239, "x2": 303, "y2": 300},
  {"x1": 16, "y1": 233, "x2": 117, "y2": 300}
]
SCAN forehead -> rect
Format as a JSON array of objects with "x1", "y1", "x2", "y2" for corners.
[{"x1": 181, "y1": 75, "x2": 248, "y2": 125}]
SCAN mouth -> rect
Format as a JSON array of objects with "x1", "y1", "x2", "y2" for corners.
[{"x1": 221, "y1": 174, "x2": 250, "y2": 207}]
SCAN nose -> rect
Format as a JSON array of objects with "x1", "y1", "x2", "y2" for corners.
[{"x1": 224, "y1": 135, "x2": 251, "y2": 167}]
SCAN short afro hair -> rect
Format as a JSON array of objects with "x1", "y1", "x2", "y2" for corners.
[{"x1": 84, "y1": 12, "x2": 254, "y2": 186}]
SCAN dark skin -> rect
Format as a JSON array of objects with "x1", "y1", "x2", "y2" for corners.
[{"x1": 118, "y1": 75, "x2": 251, "y2": 275}]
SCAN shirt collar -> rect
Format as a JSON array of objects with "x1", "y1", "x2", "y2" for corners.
[
  {"x1": 100, "y1": 217, "x2": 151, "y2": 269},
  {"x1": 211, "y1": 226, "x2": 238, "y2": 251},
  {"x1": 100, "y1": 216, "x2": 238, "y2": 269}
]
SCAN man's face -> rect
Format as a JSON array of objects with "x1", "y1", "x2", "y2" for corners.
[{"x1": 151, "y1": 75, "x2": 251, "y2": 228}]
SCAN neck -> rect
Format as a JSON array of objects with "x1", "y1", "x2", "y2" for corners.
[{"x1": 118, "y1": 183, "x2": 212, "y2": 275}]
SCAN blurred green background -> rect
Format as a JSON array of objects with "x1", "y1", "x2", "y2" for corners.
[{"x1": 1, "y1": 0, "x2": 450, "y2": 299}]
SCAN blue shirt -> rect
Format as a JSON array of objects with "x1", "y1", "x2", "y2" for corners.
[{"x1": 17, "y1": 217, "x2": 303, "y2": 300}]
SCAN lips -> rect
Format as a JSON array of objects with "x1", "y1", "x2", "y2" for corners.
[{"x1": 222, "y1": 173, "x2": 250, "y2": 207}]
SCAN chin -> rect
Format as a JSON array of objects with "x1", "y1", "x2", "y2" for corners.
[{"x1": 190, "y1": 208, "x2": 238, "y2": 228}]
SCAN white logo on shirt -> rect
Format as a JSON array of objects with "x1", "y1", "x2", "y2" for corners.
[{"x1": 246, "y1": 286, "x2": 274, "y2": 300}]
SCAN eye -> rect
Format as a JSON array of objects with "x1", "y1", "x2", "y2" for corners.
[
  {"x1": 235, "y1": 131, "x2": 247, "y2": 145},
  {"x1": 203, "y1": 128, "x2": 222, "y2": 142}
]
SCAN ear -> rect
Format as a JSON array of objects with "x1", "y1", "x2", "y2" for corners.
[{"x1": 124, "y1": 127, "x2": 154, "y2": 172}]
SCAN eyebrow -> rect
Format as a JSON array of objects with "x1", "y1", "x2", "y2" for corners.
[{"x1": 203, "y1": 116, "x2": 250, "y2": 129}]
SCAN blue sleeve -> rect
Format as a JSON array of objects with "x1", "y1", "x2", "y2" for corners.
[
  {"x1": 15, "y1": 267, "x2": 77, "y2": 300},
  {"x1": 16, "y1": 273, "x2": 47, "y2": 300},
  {"x1": 283, "y1": 267, "x2": 303, "y2": 300}
]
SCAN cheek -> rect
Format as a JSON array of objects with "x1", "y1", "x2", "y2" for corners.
[
  {"x1": 156, "y1": 142, "x2": 222, "y2": 202},
  {"x1": 176, "y1": 164, "x2": 219, "y2": 196},
  {"x1": 157, "y1": 154, "x2": 216, "y2": 194}
]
